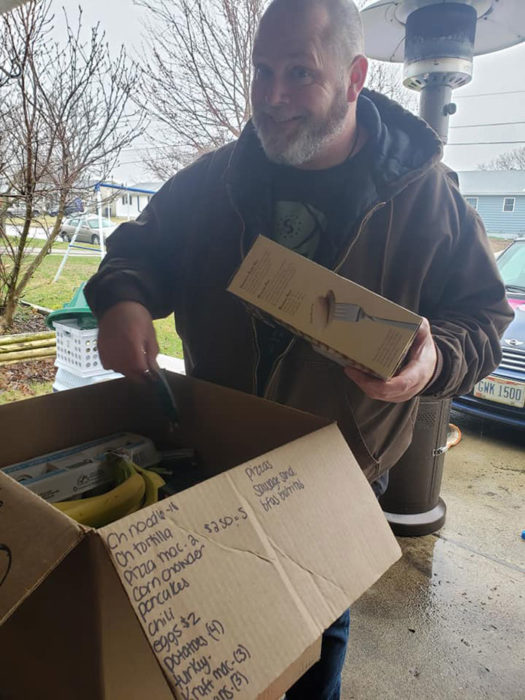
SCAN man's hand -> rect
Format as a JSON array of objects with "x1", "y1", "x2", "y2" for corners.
[
  {"x1": 97, "y1": 301, "x2": 160, "y2": 381},
  {"x1": 344, "y1": 317, "x2": 437, "y2": 403}
]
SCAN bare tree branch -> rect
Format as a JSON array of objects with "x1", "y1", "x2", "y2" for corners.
[
  {"x1": 0, "y1": 0, "x2": 145, "y2": 330},
  {"x1": 478, "y1": 147, "x2": 525, "y2": 171},
  {"x1": 135, "y1": 0, "x2": 416, "y2": 178},
  {"x1": 134, "y1": 0, "x2": 265, "y2": 176}
]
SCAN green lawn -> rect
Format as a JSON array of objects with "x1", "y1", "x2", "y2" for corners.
[
  {"x1": 22, "y1": 255, "x2": 183, "y2": 358},
  {"x1": 5, "y1": 215, "x2": 57, "y2": 228},
  {"x1": 5, "y1": 235, "x2": 69, "y2": 250},
  {"x1": 2, "y1": 248, "x2": 183, "y2": 404}
]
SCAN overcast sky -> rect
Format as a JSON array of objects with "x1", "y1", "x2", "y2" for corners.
[{"x1": 60, "y1": 0, "x2": 525, "y2": 184}]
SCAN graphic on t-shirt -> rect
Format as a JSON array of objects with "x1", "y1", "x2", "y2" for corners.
[{"x1": 273, "y1": 201, "x2": 326, "y2": 260}]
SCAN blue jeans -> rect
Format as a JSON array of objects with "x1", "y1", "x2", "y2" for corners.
[{"x1": 285, "y1": 471, "x2": 390, "y2": 699}]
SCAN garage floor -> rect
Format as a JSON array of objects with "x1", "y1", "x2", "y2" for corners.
[{"x1": 343, "y1": 412, "x2": 525, "y2": 699}]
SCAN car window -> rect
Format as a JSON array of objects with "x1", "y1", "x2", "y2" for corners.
[
  {"x1": 69, "y1": 218, "x2": 79, "y2": 227},
  {"x1": 497, "y1": 242, "x2": 525, "y2": 288},
  {"x1": 87, "y1": 218, "x2": 112, "y2": 229}
]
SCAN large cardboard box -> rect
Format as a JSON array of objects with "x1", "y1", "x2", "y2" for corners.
[
  {"x1": 228, "y1": 236, "x2": 422, "y2": 379},
  {"x1": 0, "y1": 372, "x2": 401, "y2": 699}
]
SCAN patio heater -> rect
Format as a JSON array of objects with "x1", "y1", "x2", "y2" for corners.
[
  {"x1": 361, "y1": 0, "x2": 525, "y2": 535},
  {"x1": 361, "y1": 0, "x2": 525, "y2": 143}
]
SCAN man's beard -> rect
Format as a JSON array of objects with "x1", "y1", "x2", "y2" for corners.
[{"x1": 252, "y1": 88, "x2": 349, "y2": 167}]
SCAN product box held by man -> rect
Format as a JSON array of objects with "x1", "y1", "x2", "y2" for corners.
[{"x1": 228, "y1": 235, "x2": 422, "y2": 379}]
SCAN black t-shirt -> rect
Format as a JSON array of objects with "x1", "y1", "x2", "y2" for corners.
[
  {"x1": 269, "y1": 140, "x2": 372, "y2": 264},
  {"x1": 255, "y1": 141, "x2": 373, "y2": 395}
]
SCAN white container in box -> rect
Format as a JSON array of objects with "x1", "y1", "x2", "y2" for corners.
[
  {"x1": 22, "y1": 457, "x2": 114, "y2": 502},
  {"x1": 1, "y1": 435, "x2": 113, "y2": 483},
  {"x1": 2, "y1": 433, "x2": 159, "y2": 501}
]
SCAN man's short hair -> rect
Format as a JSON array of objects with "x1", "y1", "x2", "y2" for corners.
[{"x1": 262, "y1": 0, "x2": 365, "y2": 69}]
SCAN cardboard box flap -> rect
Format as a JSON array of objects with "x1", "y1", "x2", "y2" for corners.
[
  {"x1": 227, "y1": 424, "x2": 401, "y2": 628},
  {"x1": 0, "y1": 471, "x2": 85, "y2": 625},
  {"x1": 99, "y1": 423, "x2": 400, "y2": 698},
  {"x1": 92, "y1": 534, "x2": 175, "y2": 698},
  {"x1": 0, "y1": 534, "x2": 105, "y2": 700},
  {"x1": 99, "y1": 490, "x2": 322, "y2": 699},
  {"x1": 259, "y1": 638, "x2": 322, "y2": 700}
]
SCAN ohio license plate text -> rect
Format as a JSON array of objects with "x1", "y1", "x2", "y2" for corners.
[{"x1": 474, "y1": 376, "x2": 525, "y2": 408}]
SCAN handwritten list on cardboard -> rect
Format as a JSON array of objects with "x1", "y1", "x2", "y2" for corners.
[
  {"x1": 100, "y1": 448, "x2": 323, "y2": 698},
  {"x1": 99, "y1": 425, "x2": 399, "y2": 699}
]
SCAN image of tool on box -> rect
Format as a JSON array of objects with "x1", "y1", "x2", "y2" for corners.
[
  {"x1": 313, "y1": 290, "x2": 420, "y2": 333},
  {"x1": 83, "y1": 0, "x2": 513, "y2": 696}
]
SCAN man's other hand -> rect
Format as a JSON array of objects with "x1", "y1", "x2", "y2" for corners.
[
  {"x1": 344, "y1": 317, "x2": 437, "y2": 403},
  {"x1": 97, "y1": 301, "x2": 160, "y2": 381}
]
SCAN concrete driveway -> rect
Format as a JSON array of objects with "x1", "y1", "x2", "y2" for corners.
[{"x1": 343, "y1": 412, "x2": 524, "y2": 699}]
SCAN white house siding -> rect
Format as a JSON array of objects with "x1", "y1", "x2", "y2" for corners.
[{"x1": 114, "y1": 193, "x2": 152, "y2": 218}]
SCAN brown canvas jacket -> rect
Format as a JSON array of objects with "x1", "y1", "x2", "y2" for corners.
[{"x1": 85, "y1": 91, "x2": 513, "y2": 482}]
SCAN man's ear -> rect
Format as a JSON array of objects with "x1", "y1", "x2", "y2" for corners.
[{"x1": 347, "y1": 55, "x2": 368, "y2": 103}]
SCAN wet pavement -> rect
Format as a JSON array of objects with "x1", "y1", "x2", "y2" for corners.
[{"x1": 343, "y1": 412, "x2": 524, "y2": 699}]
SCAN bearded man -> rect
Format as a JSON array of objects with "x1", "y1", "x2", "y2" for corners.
[{"x1": 85, "y1": 1, "x2": 512, "y2": 697}]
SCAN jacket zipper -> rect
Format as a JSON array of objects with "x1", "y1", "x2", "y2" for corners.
[
  {"x1": 227, "y1": 184, "x2": 261, "y2": 395},
  {"x1": 230, "y1": 178, "x2": 296, "y2": 399},
  {"x1": 263, "y1": 201, "x2": 387, "y2": 400},
  {"x1": 263, "y1": 335, "x2": 297, "y2": 400},
  {"x1": 335, "y1": 201, "x2": 386, "y2": 273}
]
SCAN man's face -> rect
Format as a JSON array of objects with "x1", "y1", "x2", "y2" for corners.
[{"x1": 251, "y1": 5, "x2": 350, "y2": 168}]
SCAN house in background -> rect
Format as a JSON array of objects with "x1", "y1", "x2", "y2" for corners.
[
  {"x1": 115, "y1": 181, "x2": 163, "y2": 218},
  {"x1": 98, "y1": 181, "x2": 163, "y2": 219},
  {"x1": 457, "y1": 171, "x2": 525, "y2": 239}
]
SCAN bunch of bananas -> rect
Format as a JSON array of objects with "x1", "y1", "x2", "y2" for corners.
[{"x1": 53, "y1": 453, "x2": 165, "y2": 528}]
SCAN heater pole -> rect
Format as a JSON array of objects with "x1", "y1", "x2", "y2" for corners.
[{"x1": 419, "y1": 84, "x2": 455, "y2": 144}]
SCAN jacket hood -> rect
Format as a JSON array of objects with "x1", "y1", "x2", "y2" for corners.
[{"x1": 361, "y1": 88, "x2": 443, "y2": 200}]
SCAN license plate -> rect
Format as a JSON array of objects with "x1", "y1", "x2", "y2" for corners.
[{"x1": 473, "y1": 376, "x2": 525, "y2": 408}]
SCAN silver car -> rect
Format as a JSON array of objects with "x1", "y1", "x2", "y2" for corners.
[{"x1": 60, "y1": 215, "x2": 116, "y2": 245}]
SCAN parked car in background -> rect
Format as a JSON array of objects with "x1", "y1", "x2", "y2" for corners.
[
  {"x1": 5, "y1": 204, "x2": 40, "y2": 217},
  {"x1": 453, "y1": 237, "x2": 525, "y2": 428},
  {"x1": 60, "y1": 215, "x2": 116, "y2": 245}
]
